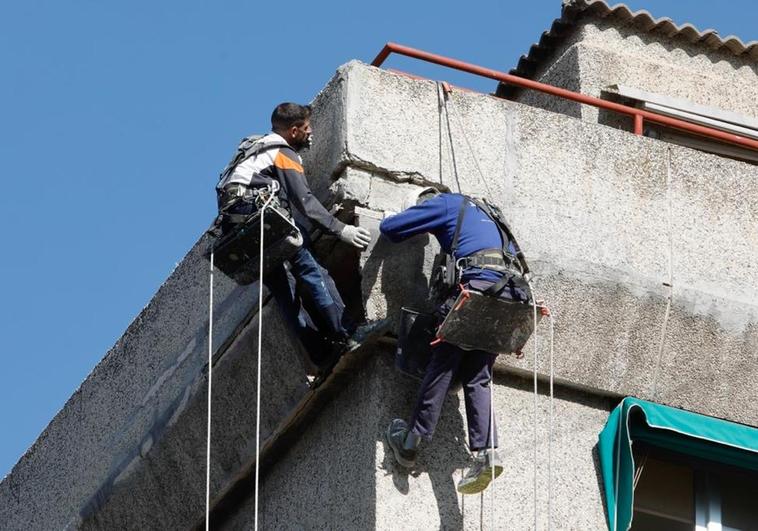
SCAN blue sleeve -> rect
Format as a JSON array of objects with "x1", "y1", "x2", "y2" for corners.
[{"x1": 379, "y1": 194, "x2": 448, "y2": 242}]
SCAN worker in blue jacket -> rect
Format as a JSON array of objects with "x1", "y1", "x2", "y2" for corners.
[{"x1": 380, "y1": 188, "x2": 527, "y2": 495}]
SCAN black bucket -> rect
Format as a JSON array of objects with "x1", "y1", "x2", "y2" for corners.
[
  {"x1": 395, "y1": 308, "x2": 469, "y2": 395},
  {"x1": 395, "y1": 307, "x2": 436, "y2": 381}
]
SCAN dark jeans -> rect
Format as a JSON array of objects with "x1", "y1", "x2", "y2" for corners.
[
  {"x1": 265, "y1": 245, "x2": 350, "y2": 340},
  {"x1": 223, "y1": 197, "x2": 350, "y2": 359},
  {"x1": 409, "y1": 281, "x2": 499, "y2": 451}
]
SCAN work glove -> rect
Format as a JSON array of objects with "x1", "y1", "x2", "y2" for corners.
[{"x1": 339, "y1": 224, "x2": 372, "y2": 249}]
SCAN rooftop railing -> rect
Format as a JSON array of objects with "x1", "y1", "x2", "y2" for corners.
[{"x1": 371, "y1": 42, "x2": 758, "y2": 153}]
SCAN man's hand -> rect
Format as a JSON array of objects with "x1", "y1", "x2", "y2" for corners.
[{"x1": 339, "y1": 225, "x2": 372, "y2": 249}]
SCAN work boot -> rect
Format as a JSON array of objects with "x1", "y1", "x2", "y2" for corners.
[
  {"x1": 456, "y1": 449, "x2": 504, "y2": 495},
  {"x1": 350, "y1": 318, "x2": 391, "y2": 347},
  {"x1": 315, "y1": 336, "x2": 349, "y2": 373},
  {"x1": 385, "y1": 419, "x2": 420, "y2": 468}
]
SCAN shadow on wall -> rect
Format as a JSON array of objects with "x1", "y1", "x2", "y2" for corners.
[
  {"x1": 377, "y1": 363, "x2": 472, "y2": 529},
  {"x1": 359, "y1": 226, "x2": 472, "y2": 527},
  {"x1": 361, "y1": 233, "x2": 436, "y2": 329},
  {"x1": 592, "y1": 441, "x2": 610, "y2": 529}
]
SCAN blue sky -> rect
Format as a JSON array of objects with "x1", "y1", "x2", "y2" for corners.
[{"x1": 0, "y1": 0, "x2": 755, "y2": 479}]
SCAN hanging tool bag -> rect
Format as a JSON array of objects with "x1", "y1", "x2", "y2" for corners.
[
  {"x1": 209, "y1": 192, "x2": 303, "y2": 285},
  {"x1": 429, "y1": 196, "x2": 542, "y2": 355}
]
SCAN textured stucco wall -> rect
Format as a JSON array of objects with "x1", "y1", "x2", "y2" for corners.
[
  {"x1": 0, "y1": 236, "x2": 265, "y2": 530},
  {"x1": 514, "y1": 19, "x2": 758, "y2": 125},
  {"x1": 2, "y1": 59, "x2": 757, "y2": 530},
  {"x1": 308, "y1": 62, "x2": 758, "y2": 427},
  {"x1": 222, "y1": 353, "x2": 614, "y2": 531}
]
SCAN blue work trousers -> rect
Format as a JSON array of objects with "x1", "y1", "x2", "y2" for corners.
[{"x1": 409, "y1": 281, "x2": 499, "y2": 451}]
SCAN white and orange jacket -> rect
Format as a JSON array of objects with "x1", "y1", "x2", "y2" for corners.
[{"x1": 217, "y1": 133, "x2": 345, "y2": 235}]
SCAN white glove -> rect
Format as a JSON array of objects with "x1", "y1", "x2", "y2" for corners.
[{"x1": 339, "y1": 225, "x2": 372, "y2": 249}]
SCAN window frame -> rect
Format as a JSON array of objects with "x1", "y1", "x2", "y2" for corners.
[{"x1": 632, "y1": 442, "x2": 758, "y2": 531}]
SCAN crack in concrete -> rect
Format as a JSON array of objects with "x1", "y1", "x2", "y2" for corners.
[
  {"x1": 651, "y1": 147, "x2": 674, "y2": 400},
  {"x1": 332, "y1": 156, "x2": 451, "y2": 193}
]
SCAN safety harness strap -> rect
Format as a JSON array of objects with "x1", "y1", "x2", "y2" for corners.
[
  {"x1": 450, "y1": 196, "x2": 468, "y2": 257},
  {"x1": 459, "y1": 249, "x2": 519, "y2": 271},
  {"x1": 470, "y1": 197, "x2": 530, "y2": 277},
  {"x1": 217, "y1": 137, "x2": 289, "y2": 189}
]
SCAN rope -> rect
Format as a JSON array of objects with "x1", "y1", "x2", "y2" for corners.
[
  {"x1": 442, "y1": 83, "x2": 555, "y2": 529},
  {"x1": 437, "y1": 82, "x2": 462, "y2": 194},
  {"x1": 254, "y1": 189, "x2": 277, "y2": 531},
  {"x1": 529, "y1": 285, "x2": 538, "y2": 531},
  {"x1": 205, "y1": 251, "x2": 214, "y2": 531},
  {"x1": 547, "y1": 311, "x2": 555, "y2": 531},
  {"x1": 633, "y1": 452, "x2": 649, "y2": 490},
  {"x1": 489, "y1": 378, "x2": 495, "y2": 531},
  {"x1": 441, "y1": 85, "x2": 494, "y2": 200}
]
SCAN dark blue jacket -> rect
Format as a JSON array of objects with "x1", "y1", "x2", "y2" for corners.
[{"x1": 379, "y1": 193, "x2": 511, "y2": 283}]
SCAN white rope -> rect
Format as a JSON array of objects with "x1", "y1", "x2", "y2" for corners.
[
  {"x1": 437, "y1": 82, "x2": 463, "y2": 194},
  {"x1": 547, "y1": 312, "x2": 555, "y2": 531},
  {"x1": 443, "y1": 87, "x2": 494, "y2": 200},
  {"x1": 205, "y1": 251, "x2": 214, "y2": 531},
  {"x1": 489, "y1": 377, "x2": 495, "y2": 531},
  {"x1": 528, "y1": 281, "x2": 539, "y2": 531},
  {"x1": 254, "y1": 189, "x2": 276, "y2": 531},
  {"x1": 633, "y1": 452, "x2": 649, "y2": 490}
]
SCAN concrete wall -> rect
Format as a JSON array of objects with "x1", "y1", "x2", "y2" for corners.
[
  {"x1": 515, "y1": 20, "x2": 758, "y2": 125},
  {"x1": 2, "y1": 60, "x2": 757, "y2": 530},
  {"x1": 224, "y1": 353, "x2": 614, "y2": 531},
  {"x1": 0, "y1": 235, "x2": 262, "y2": 530},
  {"x1": 308, "y1": 62, "x2": 758, "y2": 426},
  {"x1": 0, "y1": 235, "x2": 313, "y2": 530}
]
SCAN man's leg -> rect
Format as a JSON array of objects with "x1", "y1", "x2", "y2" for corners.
[
  {"x1": 456, "y1": 349, "x2": 503, "y2": 495},
  {"x1": 408, "y1": 342, "x2": 463, "y2": 440},
  {"x1": 263, "y1": 263, "x2": 323, "y2": 355},
  {"x1": 386, "y1": 342, "x2": 462, "y2": 468},
  {"x1": 288, "y1": 245, "x2": 348, "y2": 339},
  {"x1": 458, "y1": 350, "x2": 498, "y2": 451}
]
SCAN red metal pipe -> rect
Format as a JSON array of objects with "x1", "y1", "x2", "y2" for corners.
[
  {"x1": 371, "y1": 42, "x2": 758, "y2": 152},
  {"x1": 386, "y1": 68, "x2": 479, "y2": 95},
  {"x1": 634, "y1": 114, "x2": 644, "y2": 136}
]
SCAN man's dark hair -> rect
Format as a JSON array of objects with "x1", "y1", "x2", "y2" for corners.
[{"x1": 271, "y1": 103, "x2": 312, "y2": 131}]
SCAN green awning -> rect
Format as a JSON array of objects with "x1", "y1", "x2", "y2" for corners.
[{"x1": 597, "y1": 397, "x2": 758, "y2": 531}]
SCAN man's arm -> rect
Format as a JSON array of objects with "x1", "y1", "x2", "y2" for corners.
[
  {"x1": 379, "y1": 194, "x2": 448, "y2": 242},
  {"x1": 273, "y1": 148, "x2": 345, "y2": 235}
]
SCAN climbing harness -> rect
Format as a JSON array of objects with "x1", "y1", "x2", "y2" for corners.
[
  {"x1": 430, "y1": 194, "x2": 537, "y2": 355},
  {"x1": 211, "y1": 183, "x2": 303, "y2": 285},
  {"x1": 204, "y1": 181, "x2": 281, "y2": 531}
]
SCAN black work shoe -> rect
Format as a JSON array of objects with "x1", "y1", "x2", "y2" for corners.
[
  {"x1": 350, "y1": 318, "x2": 392, "y2": 346},
  {"x1": 385, "y1": 419, "x2": 419, "y2": 468},
  {"x1": 457, "y1": 449, "x2": 504, "y2": 495}
]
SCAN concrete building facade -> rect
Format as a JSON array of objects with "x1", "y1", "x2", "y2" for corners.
[{"x1": 2, "y1": 2, "x2": 757, "y2": 530}]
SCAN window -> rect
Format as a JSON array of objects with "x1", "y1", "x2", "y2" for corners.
[
  {"x1": 631, "y1": 444, "x2": 758, "y2": 531},
  {"x1": 597, "y1": 397, "x2": 758, "y2": 531},
  {"x1": 603, "y1": 85, "x2": 758, "y2": 164}
]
